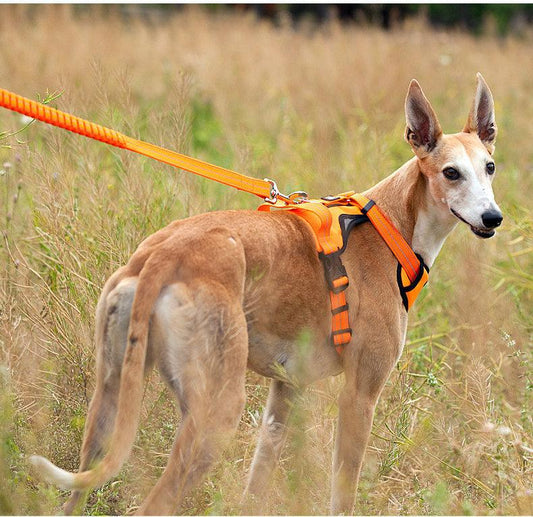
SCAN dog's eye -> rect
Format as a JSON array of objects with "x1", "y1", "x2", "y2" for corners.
[
  {"x1": 486, "y1": 162, "x2": 496, "y2": 175},
  {"x1": 443, "y1": 167, "x2": 461, "y2": 181}
]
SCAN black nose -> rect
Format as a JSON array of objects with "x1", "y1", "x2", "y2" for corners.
[{"x1": 481, "y1": 209, "x2": 503, "y2": 229}]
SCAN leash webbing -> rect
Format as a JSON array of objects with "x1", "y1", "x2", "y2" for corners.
[{"x1": 0, "y1": 87, "x2": 275, "y2": 201}]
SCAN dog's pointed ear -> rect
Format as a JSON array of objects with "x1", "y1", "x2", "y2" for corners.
[
  {"x1": 463, "y1": 73, "x2": 497, "y2": 154},
  {"x1": 404, "y1": 80, "x2": 443, "y2": 158}
]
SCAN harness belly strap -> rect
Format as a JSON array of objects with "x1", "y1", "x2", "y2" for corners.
[{"x1": 258, "y1": 192, "x2": 429, "y2": 353}]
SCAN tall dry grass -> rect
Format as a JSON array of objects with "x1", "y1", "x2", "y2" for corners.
[{"x1": 0, "y1": 5, "x2": 532, "y2": 515}]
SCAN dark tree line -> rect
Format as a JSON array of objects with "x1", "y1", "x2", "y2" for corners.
[
  {"x1": 247, "y1": 4, "x2": 533, "y2": 34},
  {"x1": 64, "y1": 4, "x2": 533, "y2": 35}
]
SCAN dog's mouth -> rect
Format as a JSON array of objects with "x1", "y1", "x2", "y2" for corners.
[{"x1": 450, "y1": 209, "x2": 496, "y2": 239}]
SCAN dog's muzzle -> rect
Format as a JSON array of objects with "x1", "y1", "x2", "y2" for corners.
[{"x1": 451, "y1": 208, "x2": 503, "y2": 239}]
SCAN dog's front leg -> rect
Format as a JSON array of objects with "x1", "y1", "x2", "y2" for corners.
[
  {"x1": 330, "y1": 331, "x2": 401, "y2": 514},
  {"x1": 330, "y1": 382, "x2": 378, "y2": 514}
]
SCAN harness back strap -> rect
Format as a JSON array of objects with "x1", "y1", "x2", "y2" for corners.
[{"x1": 258, "y1": 192, "x2": 429, "y2": 353}]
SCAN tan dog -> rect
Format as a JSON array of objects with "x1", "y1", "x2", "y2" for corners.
[{"x1": 30, "y1": 74, "x2": 502, "y2": 515}]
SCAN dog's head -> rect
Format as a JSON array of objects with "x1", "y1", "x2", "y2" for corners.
[{"x1": 404, "y1": 73, "x2": 502, "y2": 238}]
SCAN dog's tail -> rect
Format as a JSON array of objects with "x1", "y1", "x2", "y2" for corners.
[{"x1": 30, "y1": 253, "x2": 172, "y2": 491}]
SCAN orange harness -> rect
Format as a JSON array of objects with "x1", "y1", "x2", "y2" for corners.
[{"x1": 259, "y1": 191, "x2": 429, "y2": 353}]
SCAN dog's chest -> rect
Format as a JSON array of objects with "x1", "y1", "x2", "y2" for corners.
[{"x1": 244, "y1": 317, "x2": 343, "y2": 383}]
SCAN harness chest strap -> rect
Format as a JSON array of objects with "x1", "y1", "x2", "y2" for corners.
[{"x1": 258, "y1": 193, "x2": 429, "y2": 353}]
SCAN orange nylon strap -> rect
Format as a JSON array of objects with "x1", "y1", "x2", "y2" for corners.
[
  {"x1": 0, "y1": 87, "x2": 274, "y2": 200},
  {"x1": 330, "y1": 288, "x2": 352, "y2": 349}
]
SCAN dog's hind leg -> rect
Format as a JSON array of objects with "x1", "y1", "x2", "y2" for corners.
[
  {"x1": 244, "y1": 379, "x2": 296, "y2": 501},
  {"x1": 64, "y1": 276, "x2": 148, "y2": 515},
  {"x1": 137, "y1": 279, "x2": 248, "y2": 515}
]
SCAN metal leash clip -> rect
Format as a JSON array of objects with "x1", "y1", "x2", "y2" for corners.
[{"x1": 263, "y1": 178, "x2": 308, "y2": 205}]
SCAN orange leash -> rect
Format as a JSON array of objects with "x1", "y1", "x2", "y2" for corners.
[{"x1": 0, "y1": 87, "x2": 276, "y2": 201}]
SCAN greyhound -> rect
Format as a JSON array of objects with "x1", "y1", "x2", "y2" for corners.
[{"x1": 30, "y1": 73, "x2": 502, "y2": 515}]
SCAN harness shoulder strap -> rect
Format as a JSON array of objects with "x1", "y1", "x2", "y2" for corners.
[
  {"x1": 351, "y1": 194, "x2": 420, "y2": 282},
  {"x1": 351, "y1": 193, "x2": 429, "y2": 311},
  {"x1": 397, "y1": 256, "x2": 429, "y2": 311}
]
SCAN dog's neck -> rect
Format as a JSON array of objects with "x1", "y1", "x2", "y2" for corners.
[{"x1": 364, "y1": 157, "x2": 457, "y2": 268}]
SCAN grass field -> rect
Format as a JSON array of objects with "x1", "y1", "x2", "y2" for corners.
[{"x1": 0, "y1": 5, "x2": 532, "y2": 515}]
